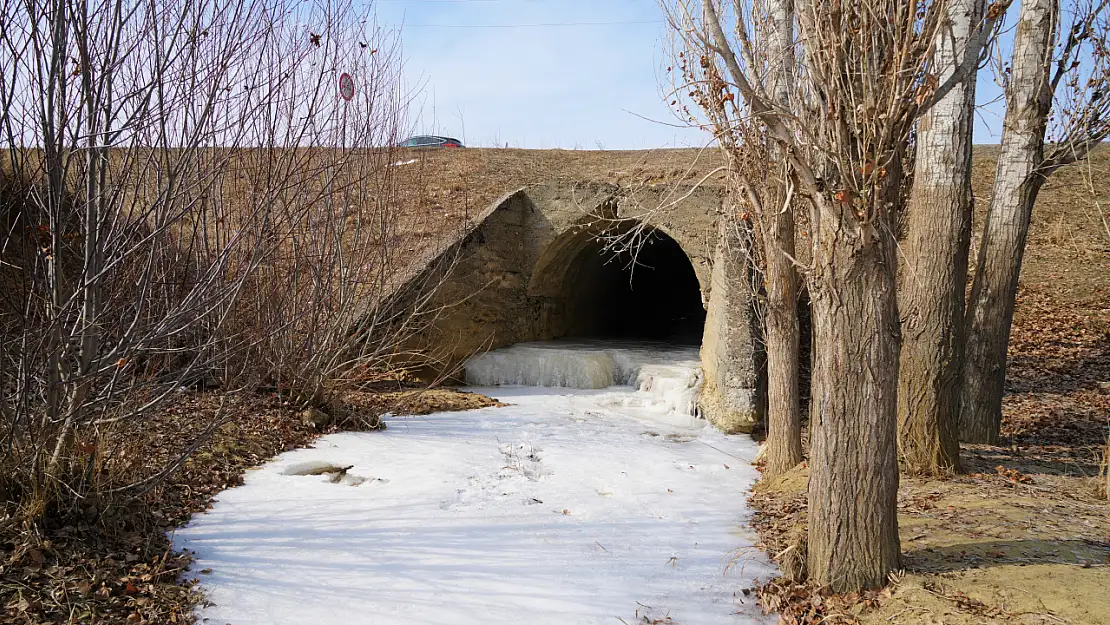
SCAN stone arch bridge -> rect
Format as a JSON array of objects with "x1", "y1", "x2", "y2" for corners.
[{"x1": 400, "y1": 182, "x2": 761, "y2": 433}]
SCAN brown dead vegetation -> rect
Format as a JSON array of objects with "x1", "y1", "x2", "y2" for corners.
[{"x1": 0, "y1": 386, "x2": 498, "y2": 625}]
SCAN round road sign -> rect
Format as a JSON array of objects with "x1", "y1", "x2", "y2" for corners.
[{"x1": 339, "y1": 72, "x2": 354, "y2": 101}]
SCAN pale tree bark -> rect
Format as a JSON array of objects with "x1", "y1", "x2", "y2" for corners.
[
  {"x1": 761, "y1": 0, "x2": 804, "y2": 479},
  {"x1": 961, "y1": 0, "x2": 1057, "y2": 444},
  {"x1": 896, "y1": 0, "x2": 984, "y2": 474}
]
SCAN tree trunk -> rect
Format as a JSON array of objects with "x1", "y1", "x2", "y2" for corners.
[
  {"x1": 807, "y1": 201, "x2": 902, "y2": 592},
  {"x1": 960, "y1": 0, "x2": 1056, "y2": 444},
  {"x1": 896, "y1": 0, "x2": 982, "y2": 474},
  {"x1": 762, "y1": 210, "x2": 804, "y2": 477},
  {"x1": 761, "y1": 0, "x2": 804, "y2": 479},
  {"x1": 1103, "y1": 433, "x2": 1110, "y2": 501}
]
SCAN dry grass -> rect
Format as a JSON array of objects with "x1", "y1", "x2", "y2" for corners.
[
  {"x1": 396, "y1": 146, "x2": 726, "y2": 206},
  {"x1": 973, "y1": 145, "x2": 1110, "y2": 311},
  {"x1": 753, "y1": 455, "x2": 1110, "y2": 625},
  {"x1": 383, "y1": 146, "x2": 728, "y2": 261}
]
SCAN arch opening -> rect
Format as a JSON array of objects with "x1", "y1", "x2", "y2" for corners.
[{"x1": 556, "y1": 227, "x2": 705, "y2": 344}]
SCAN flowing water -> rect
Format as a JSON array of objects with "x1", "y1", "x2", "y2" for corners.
[
  {"x1": 465, "y1": 340, "x2": 704, "y2": 426},
  {"x1": 175, "y1": 340, "x2": 774, "y2": 625}
]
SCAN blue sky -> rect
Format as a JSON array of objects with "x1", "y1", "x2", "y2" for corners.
[
  {"x1": 371, "y1": 0, "x2": 705, "y2": 149},
  {"x1": 369, "y1": 0, "x2": 1016, "y2": 149}
]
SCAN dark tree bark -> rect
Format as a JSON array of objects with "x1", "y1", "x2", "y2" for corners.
[
  {"x1": 896, "y1": 0, "x2": 983, "y2": 474},
  {"x1": 807, "y1": 197, "x2": 902, "y2": 591},
  {"x1": 762, "y1": 208, "x2": 804, "y2": 478},
  {"x1": 961, "y1": 0, "x2": 1056, "y2": 444},
  {"x1": 690, "y1": 0, "x2": 915, "y2": 591}
]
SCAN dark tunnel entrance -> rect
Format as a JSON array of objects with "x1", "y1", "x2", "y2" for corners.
[{"x1": 559, "y1": 228, "x2": 706, "y2": 344}]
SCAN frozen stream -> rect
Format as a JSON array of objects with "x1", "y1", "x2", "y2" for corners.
[{"x1": 175, "y1": 341, "x2": 776, "y2": 625}]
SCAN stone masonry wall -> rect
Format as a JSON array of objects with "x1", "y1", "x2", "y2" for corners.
[{"x1": 398, "y1": 182, "x2": 763, "y2": 433}]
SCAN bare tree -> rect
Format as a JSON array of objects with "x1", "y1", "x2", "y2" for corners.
[
  {"x1": 1, "y1": 0, "x2": 284, "y2": 508},
  {"x1": 759, "y1": 0, "x2": 805, "y2": 479},
  {"x1": 896, "y1": 0, "x2": 994, "y2": 475},
  {"x1": 665, "y1": 0, "x2": 1002, "y2": 591},
  {"x1": 215, "y1": 4, "x2": 448, "y2": 414},
  {"x1": 961, "y1": 0, "x2": 1110, "y2": 443},
  {"x1": 0, "y1": 0, "x2": 423, "y2": 518},
  {"x1": 662, "y1": 1, "x2": 804, "y2": 478}
]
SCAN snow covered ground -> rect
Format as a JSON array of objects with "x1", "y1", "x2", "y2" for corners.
[{"x1": 175, "y1": 343, "x2": 777, "y2": 625}]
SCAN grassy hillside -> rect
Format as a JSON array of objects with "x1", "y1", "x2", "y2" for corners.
[{"x1": 411, "y1": 144, "x2": 1108, "y2": 316}]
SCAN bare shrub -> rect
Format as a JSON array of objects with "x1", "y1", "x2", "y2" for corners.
[
  {"x1": 0, "y1": 0, "x2": 432, "y2": 523},
  {"x1": 214, "y1": 8, "x2": 426, "y2": 412}
]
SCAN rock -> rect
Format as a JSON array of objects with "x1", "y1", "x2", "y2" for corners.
[
  {"x1": 281, "y1": 461, "x2": 350, "y2": 476},
  {"x1": 300, "y1": 406, "x2": 333, "y2": 429},
  {"x1": 1096, "y1": 381, "x2": 1110, "y2": 394}
]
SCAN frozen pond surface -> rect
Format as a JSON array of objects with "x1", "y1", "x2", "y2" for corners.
[{"x1": 175, "y1": 343, "x2": 776, "y2": 625}]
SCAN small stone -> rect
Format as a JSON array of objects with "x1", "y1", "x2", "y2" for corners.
[{"x1": 1096, "y1": 381, "x2": 1110, "y2": 394}]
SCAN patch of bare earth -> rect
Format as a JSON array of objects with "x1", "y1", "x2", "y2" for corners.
[
  {"x1": 748, "y1": 148, "x2": 1110, "y2": 625},
  {"x1": 0, "y1": 386, "x2": 499, "y2": 625}
]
